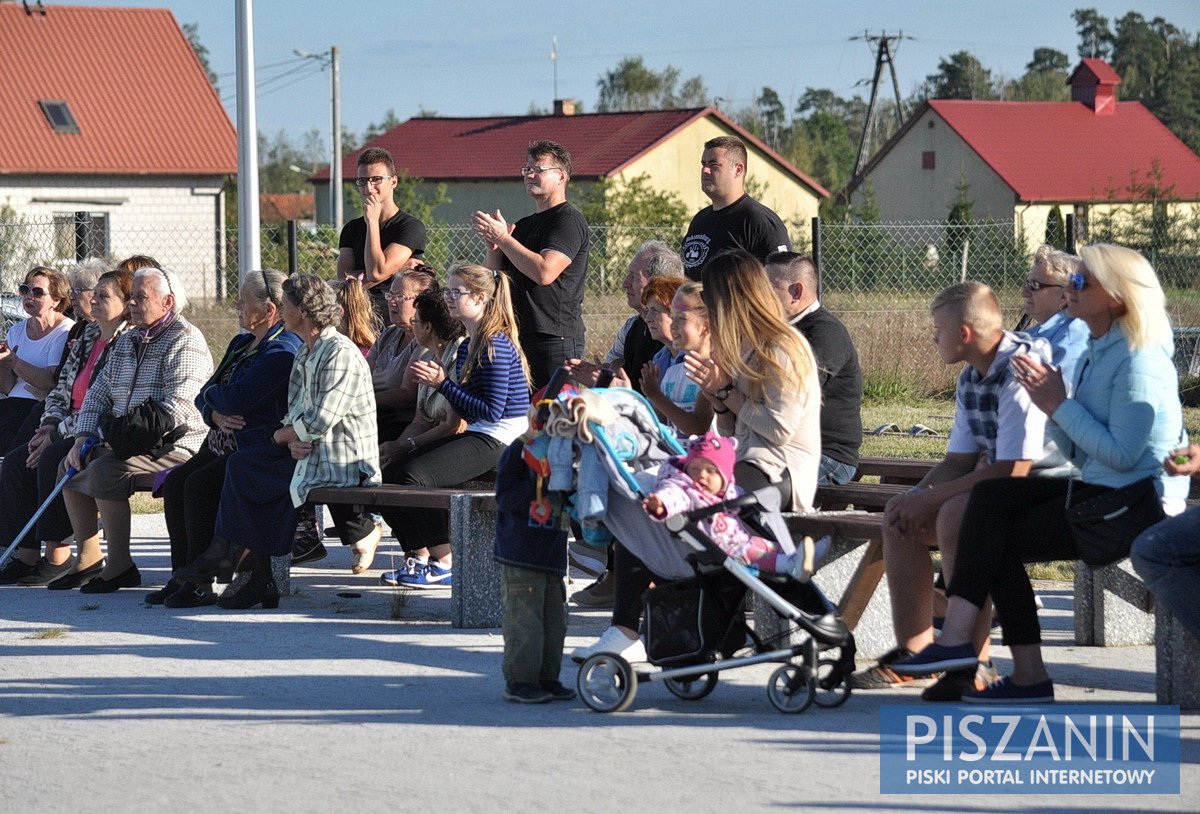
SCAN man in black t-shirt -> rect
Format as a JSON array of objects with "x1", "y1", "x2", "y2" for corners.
[
  {"x1": 337, "y1": 147, "x2": 427, "y2": 322},
  {"x1": 766, "y1": 251, "x2": 863, "y2": 485},
  {"x1": 473, "y1": 139, "x2": 589, "y2": 388},
  {"x1": 681, "y1": 136, "x2": 790, "y2": 280}
]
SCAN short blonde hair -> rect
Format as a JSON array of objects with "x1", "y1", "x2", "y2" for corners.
[
  {"x1": 1032, "y1": 244, "x2": 1082, "y2": 285},
  {"x1": 1079, "y1": 243, "x2": 1172, "y2": 351},
  {"x1": 930, "y1": 281, "x2": 1002, "y2": 335}
]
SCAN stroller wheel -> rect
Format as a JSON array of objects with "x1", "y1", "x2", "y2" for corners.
[
  {"x1": 577, "y1": 653, "x2": 638, "y2": 713},
  {"x1": 767, "y1": 664, "x2": 815, "y2": 714},
  {"x1": 663, "y1": 671, "x2": 718, "y2": 701},
  {"x1": 813, "y1": 657, "x2": 852, "y2": 708}
]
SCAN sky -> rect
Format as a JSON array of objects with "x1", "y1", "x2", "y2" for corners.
[{"x1": 69, "y1": 0, "x2": 1200, "y2": 153}]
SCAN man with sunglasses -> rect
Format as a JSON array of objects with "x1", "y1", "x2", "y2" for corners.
[
  {"x1": 472, "y1": 139, "x2": 589, "y2": 388},
  {"x1": 337, "y1": 147, "x2": 428, "y2": 323}
]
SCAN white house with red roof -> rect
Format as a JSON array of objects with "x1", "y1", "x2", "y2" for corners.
[
  {"x1": 847, "y1": 59, "x2": 1200, "y2": 249},
  {"x1": 312, "y1": 105, "x2": 828, "y2": 231},
  {"x1": 0, "y1": 3, "x2": 236, "y2": 294}
]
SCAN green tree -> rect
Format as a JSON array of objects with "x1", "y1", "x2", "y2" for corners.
[
  {"x1": 362, "y1": 108, "x2": 402, "y2": 142},
  {"x1": 392, "y1": 172, "x2": 450, "y2": 227},
  {"x1": 1073, "y1": 8, "x2": 1114, "y2": 59},
  {"x1": 596, "y1": 57, "x2": 708, "y2": 111},
  {"x1": 1007, "y1": 47, "x2": 1071, "y2": 101},
  {"x1": 755, "y1": 87, "x2": 787, "y2": 149},
  {"x1": 946, "y1": 174, "x2": 974, "y2": 264},
  {"x1": 924, "y1": 51, "x2": 997, "y2": 99},
  {"x1": 579, "y1": 173, "x2": 688, "y2": 231},
  {"x1": 183, "y1": 22, "x2": 218, "y2": 92},
  {"x1": 1044, "y1": 207, "x2": 1066, "y2": 249}
]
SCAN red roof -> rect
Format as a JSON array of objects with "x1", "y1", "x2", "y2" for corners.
[
  {"x1": 315, "y1": 107, "x2": 828, "y2": 197},
  {"x1": 913, "y1": 99, "x2": 1200, "y2": 202},
  {"x1": 261, "y1": 193, "x2": 314, "y2": 222},
  {"x1": 1068, "y1": 58, "x2": 1122, "y2": 87},
  {"x1": 0, "y1": 5, "x2": 236, "y2": 176}
]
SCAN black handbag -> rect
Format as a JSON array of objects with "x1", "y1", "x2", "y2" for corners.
[
  {"x1": 1065, "y1": 477, "x2": 1164, "y2": 568},
  {"x1": 100, "y1": 399, "x2": 186, "y2": 460}
]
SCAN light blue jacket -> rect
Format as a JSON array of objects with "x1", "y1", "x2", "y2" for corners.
[
  {"x1": 1027, "y1": 310, "x2": 1090, "y2": 395},
  {"x1": 1049, "y1": 322, "x2": 1188, "y2": 499}
]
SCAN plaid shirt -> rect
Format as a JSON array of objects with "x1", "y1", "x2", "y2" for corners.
[
  {"x1": 75, "y1": 316, "x2": 213, "y2": 455},
  {"x1": 947, "y1": 332, "x2": 1050, "y2": 464},
  {"x1": 286, "y1": 327, "x2": 381, "y2": 505},
  {"x1": 40, "y1": 320, "x2": 131, "y2": 436}
]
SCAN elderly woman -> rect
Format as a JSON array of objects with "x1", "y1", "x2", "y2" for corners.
[
  {"x1": 150, "y1": 269, "x2": 301, "y2": 608},
  {"x1": 894, "y1": 244, "x2": 1189, "y2": 702},
  {"x1": 0, "y1": 267, "x2": 134, "y2": 586},
  {"x1": 1022, "y1": 244, "x2": 1090, "y2": 390},
  {"x1": 369, "y1": 264, "x2": 439, "y2": 441},
  {"x1": 0, "y1": 266, "x2": 75, "y2": 451},
  {"x1": 179, "y1": 274, "x2": 380, "y2": 609},
  {"x1": 60, "y1": 267, "x2": 213, "y2": 593}
]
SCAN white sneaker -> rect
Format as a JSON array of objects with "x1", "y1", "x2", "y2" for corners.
[
  {"x1": 571, "y1": 625, "x2": 648, "y2": 663},
  {"x1": 788, "y1": 536, "x2": 816, "y2": 583}
]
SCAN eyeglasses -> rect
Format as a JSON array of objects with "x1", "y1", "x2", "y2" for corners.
[
  {"x1": 18, "y1": 284, "x2": 49, "y2": 298},
  {"x1": 386, "y1": 292, "x2": 417, "y2": 303},
  {"x1": 1067, "y1": 272, "x2": 1090, "y2": 291},
  {"x1": 441, "y1": 289, "x2": 473, "y2": 301},
  {"x1": 70, "y1": 286, "x2": 94, "y2": 297},
  {"x1": 1024, "y1": 279, "x2": 1064, "y2": 292},
  {"x1": 354, "y1": 175, "x2": 394, "y2": 187},
  {"x1": 520, "y1": 165, "x2": 562, "y2": 177}
]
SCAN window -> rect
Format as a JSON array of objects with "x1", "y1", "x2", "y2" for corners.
[
  {"x1": 53, "y1": 212, "x2": 109, "y2": 260},
  {"x1": 921, "y1": 151, "x2": 936, "y2": 170},
  {"x1": 38, "y1": 100, "x2": 80, "y2": 134}
]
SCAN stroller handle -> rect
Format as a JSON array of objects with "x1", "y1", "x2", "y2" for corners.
[{"x1": 670, "y1": 492, "x2": 762, "y2": 530}]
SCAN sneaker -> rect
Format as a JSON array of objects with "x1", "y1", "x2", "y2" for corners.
[
  {"x1": 396, "y1": 561, "x2": 452, "y2": 589},
  {"x1": 503, "y1": 682, "x2": 552, "y2": 704},
  {"x1": 17, "y1": 556, "x2": 76, "y2": 586},
  {"x1": 962, "y1": 676, "x2": 1055, "y2": 704},
  {"x1": 921, "y1": 660, "x2": 1001, "y2": 702},
  {"x1": 379, "y1": 557, "x2": 425, "y2": 586},
  {"x1": 568, "y1": 540, "x2": 606, "y2": 578},
  {"x1": 850, "y1": 646, "x2": 939, "y2": 690},
  {"x1": 891, "y1": 641, "x2": 978, "y2": 675},
  {"x1": 570, "y1": 625, "x2": 648, "y2": 664},
  {"x1": 539, "y1": 680, "x2": 576, "y2": 701},
  {"x1": 0, "y1": 557, "x2": 38, "y2": 585},
  {"x1": 570, "y1": 572, "x2": 614, "y2": 608},
  {"x1": 787, "y1": 536, "x2": 817, "y2": 583}
]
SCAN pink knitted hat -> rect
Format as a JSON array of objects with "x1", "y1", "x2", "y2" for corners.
[{"x1": 681, "y1": 431, "x2": 737, "y2": 490}]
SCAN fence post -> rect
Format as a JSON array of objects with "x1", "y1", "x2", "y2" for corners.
[
  {"x1": 287, "y1": 220, "x2": 298, "y2": 276},
  {"x1": 1065, "y1": 213, "x2": 1076, "y2": 254},
  {"x1": 811, "y1": 216, "x2": 821, "y2": 299}
]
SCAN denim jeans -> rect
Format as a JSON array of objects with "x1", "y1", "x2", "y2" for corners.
[
  {"x1": 1132, "y1": 505, "x2": 1200, "y2": 641},
  {"x1": 501, "y1": 564, "x2": 568, "y2": 685},
  {"x1": 818, "y1": 454, "x2": 858, "y2": 486}
]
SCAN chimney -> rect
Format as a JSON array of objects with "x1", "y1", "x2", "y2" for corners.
[
  {"x1": 1068, "y1": 59, "x2": 1121, "y2": 116},
  {"x1": 553, "y1": 99, "x2": 578, "y2": 116}
]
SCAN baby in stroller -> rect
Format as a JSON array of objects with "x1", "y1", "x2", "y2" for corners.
[{"x1": 642, "y1": 432, "x2": 816, "y2": 583}]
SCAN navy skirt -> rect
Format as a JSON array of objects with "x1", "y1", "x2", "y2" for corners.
[{"x1": 215, "y1": 444, "x2": 299, "y2": 557}]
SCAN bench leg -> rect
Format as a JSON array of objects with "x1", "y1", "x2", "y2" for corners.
[
  {"x1": 1073, "y1": 560, "x2": 1154, "y2": 647},
  {"x1": 1156, "y1": 606, "x2": 1200, "y2": 710},
  {"x1": 449, "y1": 494, "x2": 502, "y2": 628}
]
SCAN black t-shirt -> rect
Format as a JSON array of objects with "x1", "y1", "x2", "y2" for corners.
[
  {"x1": 338, "y1": 209, "x2": 428, "y2": 316},
  {"x1": 622, "y1": 316, "x2": 663, "y2": 394},
  {"x1": 501, "y1": 202, "x2": 590, "y2": 342},
  {"x1": 793, "y1": 307, "x2": 863, "y2": 469},
  {"x1": 680, "y1": 195, "x2": 791, "y2": 280}
]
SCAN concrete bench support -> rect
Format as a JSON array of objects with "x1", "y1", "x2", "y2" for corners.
[
  {"x1": 448, "y1": 492, "x2": 502, "y2": 629},
  {"x1": 1073, "y1": 560, "x2": 1154, "y2": 646},
  {"x1": 1155, "y1": 607, "x2": 1200, "y2": 710}
]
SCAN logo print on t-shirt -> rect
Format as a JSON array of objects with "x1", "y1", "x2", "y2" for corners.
[{"x1": 681, "y1": 235, "x2": 710, "y2": 269}]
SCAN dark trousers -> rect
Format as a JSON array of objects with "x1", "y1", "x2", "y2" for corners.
[
  {"x1": 501, "y1": 564, "x2": 568, "y2": 685},
  {"x1": 379, "y1": 432, "x2": 504, "y2": 551},
  {"x1": 161, "y1": 445, "x2": 229, "y2": 571},
  {"x1": 734, "y1": 460, "x2": 794, "y2": 512},
  {"x1": 1, "y1": 434, "x2": 75, "y2": 550},
  {"x1": 0, "y1": 398, "x2": 42, "y2": 452},
  {"x1": 523, "y1": 334, "x2": 583, "y2": 391},
  {"x1": 326, "y1": 503, "x2": 376, "y2": 547},
  {"x1": 949, "y1": 476, "x2": 1112, "y2": 647}
]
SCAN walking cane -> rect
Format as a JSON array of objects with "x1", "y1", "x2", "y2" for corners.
[{"x1": 0, "y1": 436, "x2": 97, "y2": 569}]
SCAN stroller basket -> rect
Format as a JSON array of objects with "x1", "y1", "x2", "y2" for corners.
[{"x1": 643, "y1": 573, "x2": 747, "y2": 666}]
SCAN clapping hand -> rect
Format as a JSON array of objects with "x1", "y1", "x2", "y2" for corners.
[
  {"x1": 472, "y1": 210, "x2": 512, "y2": 250},
  {"x1": 410, "y1": 359, "x2": 447, "y2": 387}
]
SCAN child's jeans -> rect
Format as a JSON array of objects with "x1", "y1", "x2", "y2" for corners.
[{"x1": 501, "y1": 564, "x2": 568, "y2": 685}]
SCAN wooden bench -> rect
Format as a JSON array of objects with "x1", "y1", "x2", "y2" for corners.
[
  {"x1": 307, "y1": 485, "x2": 500, "y2": 629},
  {"x1": 815, "y1": 481, "x2": 907, "y2": 511},
  {"x1": 854, "y1": 456, "x2": 936, "y2": 485}
]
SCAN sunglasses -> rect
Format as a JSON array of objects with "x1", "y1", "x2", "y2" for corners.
[
  {"x1": 1067, "y1": 272, "x2": 1089, "y2": 291},
  {"x1": 520, "y1": 165, "x2": 562, "y2": 177},
  {"x1": 19, "y1": 284, "x2": 50, "y2": 298},
  {"x1": 1024, "y1": 279, "x2": 1063, "y2": 292}
]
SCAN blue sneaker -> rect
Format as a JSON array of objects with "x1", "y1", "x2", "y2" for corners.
[
  {"x1": 397, "y1": 561, "x2": 452, "y2": 589},
  {"x1": 962, "y1": 676, "x2": 1055, "y2": 704},
  {"x1": 891, "y1": 642, "x2": 978, "y2": 675},
  {"x1": 379, "y1": 557, "x2": 424, "y2": 586}
]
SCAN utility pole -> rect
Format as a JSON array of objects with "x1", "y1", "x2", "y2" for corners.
[
  {"x1": 851, "y1": 31, "x2": 910, "y2": 178},
  {"x1": 550, "y1": 35, "x2": 558, "y2": 101},
  {"x1": 295, "y1": 46, "x2": 342, "y2": 230},
  {"x1": 235, "y1": 0, "x2": 260, "y2": 282}
]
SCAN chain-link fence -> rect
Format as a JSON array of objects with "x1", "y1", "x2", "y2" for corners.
[{"x1": 3, "y1": 211, "x2": 1197, "y2": 399}]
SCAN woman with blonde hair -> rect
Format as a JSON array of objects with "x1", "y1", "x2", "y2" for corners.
[
  {"x1": 378, "y1": 262, "x2": 531, "y2": 588},
  {"x1": 894, "y1": 243, "x2": 1188, "y2": 702},
  {"x1": 329, "y1": 277, "x2": 380, "y2": 355}
]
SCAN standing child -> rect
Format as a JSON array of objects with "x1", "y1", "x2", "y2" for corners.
[
  {"x1": 643, "y1": 432, "x2": 815, "y2": 581},
  {"x1": 493, "y1": 437, "x2": 574, "y2": 704}
]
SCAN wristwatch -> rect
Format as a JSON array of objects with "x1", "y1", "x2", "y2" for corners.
[{"x1": 714, "y1": 384, "x2": 733, "y2": 401}]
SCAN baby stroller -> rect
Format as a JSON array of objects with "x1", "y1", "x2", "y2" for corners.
[{"x1": 524, "y1": 377, "x2": 855, "y2": 714}]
